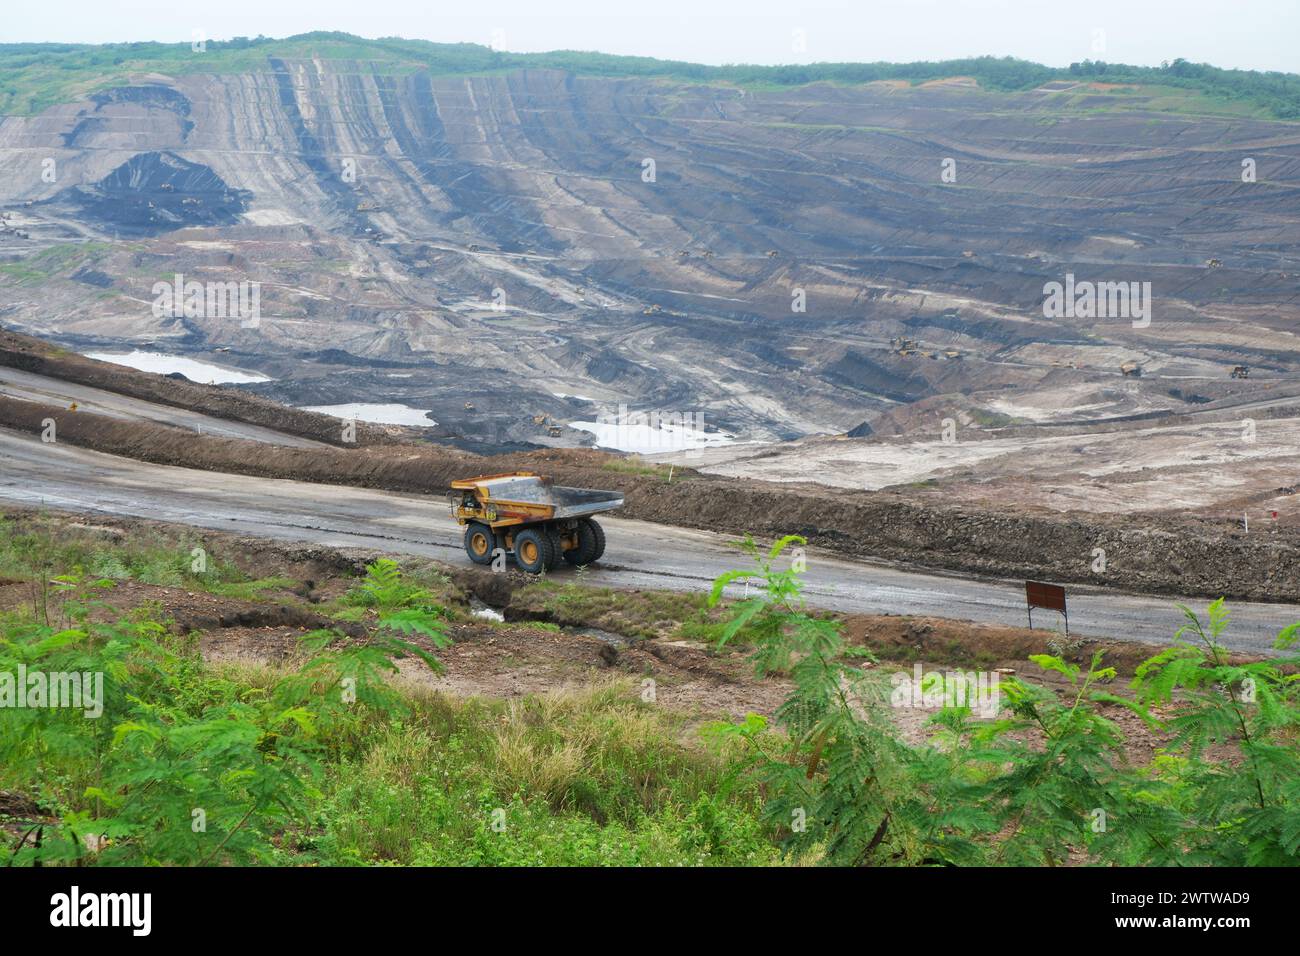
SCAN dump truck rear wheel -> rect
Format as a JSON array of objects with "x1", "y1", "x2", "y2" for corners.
[
  {"x1": 464, "y1": 523, "x2": 496, "y2": 566},
  {"x1": 513, "y1": 528, "x2": 554, "y2": 574},
  {"x1": 544, "y1": 528, "x2": 563, "y2": 571},
  {"x1": 565, "y1": 518, "x2": 606, "y2": 565}
]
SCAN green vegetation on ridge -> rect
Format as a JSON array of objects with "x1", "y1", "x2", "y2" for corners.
[{"x1": 1, "y1": 32, "x2": 1298, "y2": 119}]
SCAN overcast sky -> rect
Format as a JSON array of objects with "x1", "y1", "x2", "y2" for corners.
[{"x1": 5, "y1": 0, "x2": 1297, "y2": 74}]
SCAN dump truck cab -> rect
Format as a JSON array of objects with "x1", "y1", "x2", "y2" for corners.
[{"x1": 451, "y1": 472, "x2": 623, "y2": 573}]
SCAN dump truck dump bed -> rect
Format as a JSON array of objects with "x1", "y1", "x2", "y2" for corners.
[{"x1": 451, "y1": 473, "x2": 624, "y2": 520}]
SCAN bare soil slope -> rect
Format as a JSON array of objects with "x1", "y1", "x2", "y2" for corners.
[{"x1": 2, "y1": 65, "x2": 1298, "y2": 446}]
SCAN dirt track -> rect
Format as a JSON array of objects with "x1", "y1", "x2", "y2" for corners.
[
  {"x1": 2, "y1": 385, "x2": 1299, "y2": 605},
  {"x1": 0, "y1": 366, "x2": 326, "y2": 447},
  {"x1": 1, "y1": 422, "x2": 1298, "y2": 652}
]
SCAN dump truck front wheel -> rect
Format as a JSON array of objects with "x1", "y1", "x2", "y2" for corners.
[
  {"x1": 564, "y1": 518, "x2": 606, "y2": 565},
  {"x1": 464, "y1": 523, "x2": 495, "y2": 566},
  {"x1": 513, "y1": 527, "x2": 555, "y2": 574}
]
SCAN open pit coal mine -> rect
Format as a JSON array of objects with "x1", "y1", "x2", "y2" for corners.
[{"x1": 0, "y1": 61, "x2": 1298, "y2": 456}]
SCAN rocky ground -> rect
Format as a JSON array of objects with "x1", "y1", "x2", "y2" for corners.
[{"x1": 660, "y1": 382, "x2": 1300, "y2": 520}]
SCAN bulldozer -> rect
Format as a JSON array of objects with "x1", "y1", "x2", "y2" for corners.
[
  {"x1": 451, "y1": 472, "x2": 623, "y2": 573},
  {"x1": 1231, "y1": 365, "x2": 1250, "y2": 379},
  {"x1": 1120, "y1": 361, "x2": 1143, "y2": 378}
]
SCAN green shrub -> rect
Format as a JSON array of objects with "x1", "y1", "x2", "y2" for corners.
[{"x1": 707, "y1": 537, "x2": 1300, "y2": 866}]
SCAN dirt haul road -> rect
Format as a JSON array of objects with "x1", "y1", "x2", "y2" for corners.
[
  {"x1": 0, "y1": 425, "x2": 1296, "y2": 653},
  {"x1": 0, "y1": 366, "x2": 327, "y2": 447}
]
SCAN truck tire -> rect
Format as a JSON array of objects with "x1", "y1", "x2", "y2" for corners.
[
  {"x1": 513, "y1": 527, "x2": 554, "y2": 574},
  {"x1": 565, "y1": 518, "x2": 606, "y2": 565},
  {"x1": 586, "y1": 519, "x2": 607, "y2": 562},
  {"x1": 544, "y1": 528, "x2": 564, "y2": 572},
  {"x1": 464, "y1": 523, "x2": 496, "y2": 566}
]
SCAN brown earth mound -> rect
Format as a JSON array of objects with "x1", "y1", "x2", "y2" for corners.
[{"x1": 0, "y1": 330, "x2": 404, "y2": 447}]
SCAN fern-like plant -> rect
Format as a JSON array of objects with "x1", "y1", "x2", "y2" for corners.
[
  {"x1": 1, "y1": 561, "x2": 452, "y2": 865},
  {"x1": 707, "y1": 539, "x2": 1300, "y2": 867}
]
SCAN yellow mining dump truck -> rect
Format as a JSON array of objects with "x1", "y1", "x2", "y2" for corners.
[{"x1": 450, "y1": 472, "x2": 623, "y2": 573}]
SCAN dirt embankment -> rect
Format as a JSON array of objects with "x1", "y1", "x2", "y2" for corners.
[
  {"x1": 0, "y1": 330, "x2": 404, "y2": 447},
  {"x1": 4, "y1": 392, "x2": 1299, "y2": 603},
  {"x1": 612, "y1": 470, "x2": 1300, "y2": 603}
]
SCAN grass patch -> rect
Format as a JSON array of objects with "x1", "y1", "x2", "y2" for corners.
[
  {"x1": 205, "y1": 577, "x2": 299, "y2": 601},
  {"x1": 967, "y1": 407, "x2": 1021, "y2": 428},
  {"x1": 511, "y1": 578, "x2": 768, "y2": 643},
  {"x1": 599, "y1": 455, "x2": 690, "y2": 480},
  {"x1": 512, "y1": 580, "x2": 701, "y2": 639},
  {"x1": 314, "y1": 679, "x2": 777, "y2": 865},
  {"x1": 0, "y1": 243, "x2": 109, "y2": 286},
  {"x1": 0, "y1": 512, "x2": 293, "y2": 604}
]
